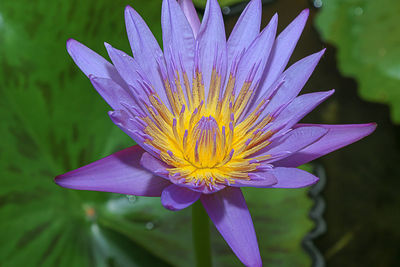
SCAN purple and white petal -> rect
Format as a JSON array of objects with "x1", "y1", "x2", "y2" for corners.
[
  {"x1": 178, "y1": 0, "x2": 201, "y2": 38},
  {"x1": 161, "y1": 184, "x2": 201, "y2": 210},
  {"x1": 274, "y1": 123, "x2": 377, "y2": 167},
  {"x1": 201, "y1": 188, "x2": 262, "y2": 267},
  {"x1": 55, "y1": 146, "x2": 170, "y2": 196}
]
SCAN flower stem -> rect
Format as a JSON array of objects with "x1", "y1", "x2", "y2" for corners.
[{"x1": 192, "y1": 200, "x2": 212, "y2": 267}]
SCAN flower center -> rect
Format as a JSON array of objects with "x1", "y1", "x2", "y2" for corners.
[{"x1": 140, "y1": 63, "x2": 274, "y2": 188}]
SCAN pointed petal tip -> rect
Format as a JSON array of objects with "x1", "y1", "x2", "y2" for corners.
[
  {"x1": 103, "y1": 42, "x2": 115, "y2": 57},
  {"x1": 271, "y1": 167, "x2": 320, "y2": 188},
  {"x1": 286, "y1": 174, "x2": 320, "y2": 188},
  {"x1": 53, "y1": 173, "x2": 78, "y2": 190},
  {"x1": 88, "y1": 75, "x2": 102, "y2": 91},
  {"x1": 54, "y1": 172, "x2": 98, "y2": 191},
  {"x1": 323, "y1": 89, "x2": 335, "y2": 97},
  {"x1": 261, "y1": 12, "x2": 278, "y2": 35},
  {"x1": 308, "y1": 48, "x2": 326, "y2": 61},
  {"x1": 305, "y1": 175, "x2": 320, "y2": 188},
  {"x1": 366, "y1": 122, "x2": 378, "y2": 132},
  {"x1": 66, "y1": 38, "x2": 78, "y2": 53},
  {"x1": 301, "y1": 8, "x2": 310, "y2": 16},
  {"x1": 54, "y1": 174, "x2": 65, "y2": 187},
  {"x1": 108, "y1": 110, "x2": 120, "y2": 121},
  {"x1": 66, "y1": 38, "x2": 75, "y2": 46},
  {"x1": 124, "y1": 5, "x2": 141, "y2": 25},
  {"x1": 274, "y1": 123, "x2": 377, "y2": 168},
  {"x1": 270, "y1": 13, "x2": 279, "y2": 25},
  {"x1": 124, "y1": 5, "x2": 134, "y2": 14}
]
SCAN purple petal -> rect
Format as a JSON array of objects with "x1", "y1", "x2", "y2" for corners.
[
  {"x1": 55, "y1": 145, "x2": 170, "y2": 196},
  {"x1": 108, "y1": 110, "x2": 161, "y2": 158},
  {"x1": 161, "y1": 184, "x2": 200, "y2": 211},
  {"x1": 261, "y1": 49, "x2": 325, "y2": 115},
  {"x1": 104, "y1": 43, "x2": 142, "y2": 89},
  {"x1": 89, "y1": 76, "x2": 136, "y2": 111},
  {"x1": 178, "y1": 0, "x2": 201, "y2": 38},
  {"x1": 255, "y1": 126, "x2": 328, "y2": 161},
  {"x1": 267, "y1": 89, "x2": 335, "y2": 134},
  {"x1": 104, "y1": 44, "x2": 155, "y2": 113},
  {"x1": 125, "y1": 6, "x2": 169, "y2": 106},
  {"x1": 269, "y1": 167, "x2": 319, "y2": 188},
  {"x1": 197, "y1": 0, "x2": 227, "y2": 97},
  {"x1": 66, "y1": 39, "x2": 125, "y2": 86},
  {"x1": 260, "y1": 9, "x2": 309, "y2": 94},
  {"x1": 229, "y1": 172, "x2": 277, "y2": 188},
  {"x1": 162, "y1": 0, "x2": 195, "y2": 84},
  {"x1": 140, "y1": 152, "x2": 170, "y2": 179},
  {"x1": 234, "y1": 14, "x2": 277, "y2": 99},
  {"x1": 201, "y1": 188, "x2": 261, "y2": 267},
  {"x1": 227, "y1": 0, "x2": 261, "y2": 72},
  {"x1": 274, "y1": 123, "x2": 377, "y2": 167}
]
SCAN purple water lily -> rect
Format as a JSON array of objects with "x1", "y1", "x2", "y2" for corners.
[{"x1": 55, "y1": 0, "x2": 376, "y2": 265}]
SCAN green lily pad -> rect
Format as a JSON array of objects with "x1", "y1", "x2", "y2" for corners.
[
  {"x1": 0, "y1": 0, "x2": 314, "y2": 266},
  {"x1": 315, "y1": 0, "x2": 400, "y2": 123},
  {"x1": 0, "y1": 0, "x2": 164, "y2": 265}
]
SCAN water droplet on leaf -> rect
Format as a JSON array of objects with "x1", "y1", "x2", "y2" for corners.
[
  {"x1": 354, "y1": 7, "x2": 363, "y2": 16},
  {"x1": 314, "y1": 0, "x2": 323, "y2": 8},
  {"x1": 126, "y1": 195, "x2": 137, "y2": 203},
  {"x1": 145, "y1": 222, "x2": 154, "y2": 230}
]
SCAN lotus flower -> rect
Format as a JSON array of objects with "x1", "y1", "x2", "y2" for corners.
[{"x1": 55, "y1": 0, "x2": 376, "y2": 265}]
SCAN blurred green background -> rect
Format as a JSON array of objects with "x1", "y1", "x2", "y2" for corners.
[{"x1": 0, "y1": 0, "x2": 399, "y2": 266}]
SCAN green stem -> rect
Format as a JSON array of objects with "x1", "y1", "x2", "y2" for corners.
[{"x1": 192, "y1": 200, "x2": 212, "y2": 267}]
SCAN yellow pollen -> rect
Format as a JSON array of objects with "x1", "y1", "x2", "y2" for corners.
[{"x1": 141, "y1": 67, "x2": 273, "y2": 188}]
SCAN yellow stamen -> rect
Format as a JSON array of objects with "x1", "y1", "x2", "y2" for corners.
[{"x1": 141, "y1": 68, "x2": 273, "y2": 188}]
